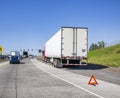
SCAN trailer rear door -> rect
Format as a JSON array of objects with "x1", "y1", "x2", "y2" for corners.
[
  {"x1": 62, "y1": 27, "x2": 74, "y2": 57},
  {"x1": 77, "y1": 28, "x2": 87, "y2": 58},
  {"x1": 61, "y1": 27, "x2": 87, "y2": 58}
]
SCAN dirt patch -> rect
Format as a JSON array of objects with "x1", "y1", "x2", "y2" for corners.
[{"x1": 107, "y1": 67, "x2": 120, "y2": 73}]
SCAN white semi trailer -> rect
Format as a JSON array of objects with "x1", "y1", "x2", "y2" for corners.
[{"x1": 44, "y1": 27, "x2": 88, "y2": 67}]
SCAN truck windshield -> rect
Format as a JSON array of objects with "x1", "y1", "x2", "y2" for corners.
[{"x1": 11, "y1": 52, "x2": 16, "y2": 56}]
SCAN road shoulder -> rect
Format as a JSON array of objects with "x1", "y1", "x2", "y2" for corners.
[
  {"x1": 32, "y1": 59, "x2": 120, "y2": 98},
  {"x1": 0, "y1": 61, "x2": 9, "y2": 67}
]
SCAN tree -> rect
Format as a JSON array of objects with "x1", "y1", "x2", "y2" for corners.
[
  {"x1": 89, "y1": 43, "x2": 98, "y2": 51},
  {"x1": 98, "y1": 41, "x2": 105, "y2": 49},
  {"x1": 89, "y1": 41, "x2": 105, "y2": 51}
]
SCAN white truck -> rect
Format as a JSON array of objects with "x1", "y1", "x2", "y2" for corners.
[{"x1": 44, "y1": 27, "x2": 88, "y2": 67}]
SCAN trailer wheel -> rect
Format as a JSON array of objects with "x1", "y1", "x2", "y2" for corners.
[
  {"x1": 53, "y1": 59, "x2": 63, "y2": 68},
  {"x1": 53, "y1": 59, "x2": 57, "y2": 67}
]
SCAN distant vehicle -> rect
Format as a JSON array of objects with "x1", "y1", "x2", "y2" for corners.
[
  {"x1": 29, "y1": 54, "x2": 34, "y2": 58},
  {"x1": 44, "y1": 27, "x2": 88, "y2": 67},
  {"x1": 0, "y1": 55, "x2": 6, "y2": 59},
  {"x1": 23, "y1": 51, "x2": 28, "y2": 58},
  {"x1": 10, "y1": 51, "x2": 21, "y2": 64}
]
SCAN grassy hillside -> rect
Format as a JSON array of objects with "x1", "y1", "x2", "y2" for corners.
[{"x1": 88, "y1": 44, "x2": 120, "y2": 67}]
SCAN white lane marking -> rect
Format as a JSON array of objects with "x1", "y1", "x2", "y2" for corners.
[
  {"x1": 0, "y1": 61, "x2": 9, "y2": 67},
  {"x1": 31, "y1": 59, "x2": 104, "y2": 98}
]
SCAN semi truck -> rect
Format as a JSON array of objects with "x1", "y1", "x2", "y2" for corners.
[
  {"x1": 23, "y1": 51, "x2": 28, "y2": 58},
  {"x1": 44, "y1": 27, "x2": 88, "y2": 67}
]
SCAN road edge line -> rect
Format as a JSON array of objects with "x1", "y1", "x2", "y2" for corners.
[{"x1": 0, "y1": 61, "x2": 9, "y2": 67}]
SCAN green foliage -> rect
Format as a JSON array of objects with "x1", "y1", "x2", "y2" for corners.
[
  {"x1": 89, "y1": 41, "x2": 105, "y2": 51},
  {"x1": 88, "y1": 44, "x2": 120, "y2": 67}
]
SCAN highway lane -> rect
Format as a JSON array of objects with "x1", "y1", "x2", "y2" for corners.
[{"x1": 0, "y1": 58, "x2": 97, "y2": 98}]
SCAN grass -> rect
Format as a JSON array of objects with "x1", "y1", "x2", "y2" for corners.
[{"x1": 88, "y1": 44, "x2": 120, "y2": 67}]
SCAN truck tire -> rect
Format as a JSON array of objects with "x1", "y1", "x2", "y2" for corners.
[
  {"x1": 53, "y1": 59, "x2": 57, "y2": 67},
  {"x1": 53, "y1": 59, "x2": 63, "y2": 68}
]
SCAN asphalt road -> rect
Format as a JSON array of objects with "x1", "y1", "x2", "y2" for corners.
[
  {"x1": 32, "y1": 59, "x2": 120, "y2": 98},
  {"x1": 41, "y1": 58, "x2": 120, "y2": 85},
  {"x1": 63, "y1": 64, "x2": 120, "y2": 85},
  {"x1": 42, "y1": 59, "x2": 120, "y2": 85},
  {"x1": 0, "y1": 58, "x2": 97, "y2": 98}
]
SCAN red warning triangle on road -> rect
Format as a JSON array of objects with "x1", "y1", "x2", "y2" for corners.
[{"x1": 88, "y1": 75, "x2": 98, "y2": 85}]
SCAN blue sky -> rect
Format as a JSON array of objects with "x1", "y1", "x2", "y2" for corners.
[{"x1": 0, "y1": 0, "x2": 120, "y2": 55}]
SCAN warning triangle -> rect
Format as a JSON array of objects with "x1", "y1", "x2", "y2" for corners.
[{"x1": 88, "y1": 75, "x2": 98, "y2": 85}]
